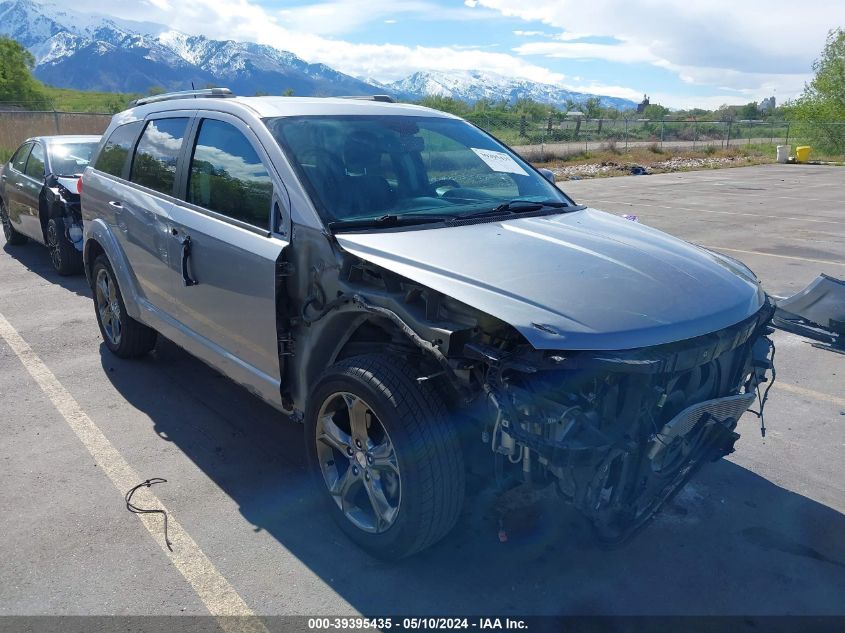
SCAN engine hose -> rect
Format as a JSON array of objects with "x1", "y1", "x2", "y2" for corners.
[
  {"x1": 300, "y1": 292, "x2": 354, "y2": 326},
  {"x1": 351, "y1": 294, "x2": 471, "y2": 400}
]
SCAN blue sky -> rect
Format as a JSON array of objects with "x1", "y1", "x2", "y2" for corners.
[{"x1": 70, "y1": 0, "x2": 845, "y2": 108}]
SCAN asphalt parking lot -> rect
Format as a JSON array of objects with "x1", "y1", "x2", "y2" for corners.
[{"x1": 1, "y1": 164, "x2": 843, "y2": 619}]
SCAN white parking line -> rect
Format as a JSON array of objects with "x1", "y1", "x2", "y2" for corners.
[
  {"x1": 703, "y1": 246, "x2": 845, "y2": 268},
  {"x1": 0, "y1": 312, "x2": 268, "y2": 633},
  {"x1": 582, "y1": 198, "x2": 845, "y2": 226},
  {"x1": 775, "y1": 381, "x2": 845, "y2": 409}
]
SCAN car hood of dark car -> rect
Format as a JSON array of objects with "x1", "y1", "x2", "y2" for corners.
[
  {"x1": 55, "y1": 176, "x2": 81, "y2": 194},
  {"x1": 335, "y1": 208, "x2": 766, "y2": 350}
]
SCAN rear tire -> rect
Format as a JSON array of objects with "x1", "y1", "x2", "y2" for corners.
[
  {"x1": 46, "y1": 217, "x2": 83, "y2": 275},
  {"x1": 305, "y1": 353, "x2": 465, "y2": 559},
  {"x1": 92, "y1": 255, "x2": 157, "y2": 358},
  {"x1": 0, "y1": 199, "x2": 27, "y2": 245}
]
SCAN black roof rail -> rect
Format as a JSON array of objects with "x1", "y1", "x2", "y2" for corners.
[
  {"x1": 338, "y1": 94, "x2": 396, "y2": 103},
  {"x1": 130, "y1": 88, "x2": 235, "y2": 107}
]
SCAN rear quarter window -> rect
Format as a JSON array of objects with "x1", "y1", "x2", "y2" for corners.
[
  {"x1": 130, "y1": 118, "x2": 190, "y2": 195},
  {"x1": 95, "y1": 121, "x2": 143, "y2": 177}
]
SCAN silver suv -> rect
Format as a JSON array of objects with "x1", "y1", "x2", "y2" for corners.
[{"x1": 82, "y1": 88, "x2": 775, "y2": 559}]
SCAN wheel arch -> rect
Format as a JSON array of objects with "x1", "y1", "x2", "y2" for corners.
[
  {"x1": 82, "y1": 220, "x2": 143, "y2": 319},
  {"x1": 286, "y1": 310, "x2": 424, "y2": 415}
]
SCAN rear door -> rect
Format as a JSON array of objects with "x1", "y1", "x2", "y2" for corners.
[
  {"x1": 115, "y1": 115, "x2": 192, "y2": 316},
  {"x1": 166, "y1": 113, "x2": 288, "y2": 404},
  {"x1": 2, "y1": 143, "x2": 33, "y2": 237}
]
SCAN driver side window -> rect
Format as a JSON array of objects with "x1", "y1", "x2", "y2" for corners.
[
  {"x1": 25, "y1": 143, "x2": 45, "y2": 179},
  {"x1": 187, "y1": 119, "x2": 274, "y2": 228}
]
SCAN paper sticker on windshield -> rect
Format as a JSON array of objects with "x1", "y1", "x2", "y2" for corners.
[{"x1": 471, "y1": 148, "x2": 528, "y2": 176}]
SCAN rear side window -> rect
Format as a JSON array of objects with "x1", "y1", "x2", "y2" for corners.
[
  {"x1": 95, "y1": 121, "x2": 142, "y2": 177},
  {"x1": 11, "y1": 143, "x2": 32, "y2": 172},
  {"x1": 25, "y1": 143, "x2": 45, "y2": 179},
  {"x1": 130, "y1": 118, "x2": 189, "y2": 195},
  {"x1": 187, "y1": 119, "x2": 273, "y2": 228}
]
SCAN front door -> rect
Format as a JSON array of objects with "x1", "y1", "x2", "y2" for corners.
[
  {"x1": 2, "y1": 143, "x2": 32, "y2": 237},
  {"x1": 166, "y1": 114, "x2": 288, "y2": 405},
  {"x1": 17, "y1": 141, "x2": 46, "y2": 241}
]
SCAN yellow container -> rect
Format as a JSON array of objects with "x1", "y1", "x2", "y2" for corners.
[{"x1": 795, "y1": 146, "x2": 811, "y2": 162}]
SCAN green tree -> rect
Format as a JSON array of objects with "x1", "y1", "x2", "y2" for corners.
[
  {"x1": 642, "y1": 103, "x2": 669, "y2": 119},
  {"x1": 788, "y1": 28, "x2": 845, "y2": 153},
  {"x1": 0, "y1": 37, "x2": 51, "y2": 109},
  {"x1": 738, "y1": 102, "x2": 759, "y2": 120}
]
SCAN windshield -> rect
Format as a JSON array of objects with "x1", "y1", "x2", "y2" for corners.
[
  {"x1": 49, "y1": 141, "x2": 98, "y2": 176},
  {"x1": 265, "y1": 115, "x2": 572, "y2": 228}
]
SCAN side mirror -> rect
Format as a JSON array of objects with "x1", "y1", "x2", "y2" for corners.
[{"x1": 538, "y1": 168, "x2": 556, "y2": 184}]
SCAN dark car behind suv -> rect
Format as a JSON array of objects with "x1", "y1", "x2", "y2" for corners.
[{"x1": 1, "y1": 135, "x2": 100, "y2": 274}]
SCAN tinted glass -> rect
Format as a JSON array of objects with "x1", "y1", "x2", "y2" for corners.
[
  {"x1": 267, "y1": 115, "x2": 569, "y2": 226},
  {"x1": 130, "y1": 118, "x2": 189, "y2": 195},
  {"x1": 188, "y1": 119, "x2": 273, "y2": 228},
  {"x1": 11, "y1": 143, "x2": 32, "y2": 172},
  {"x1": 25, "y1": 143, "x2": 45, "y2": 179},
  {"x1": 95, "y1": 121, "x2": 142, "y2": 177}
]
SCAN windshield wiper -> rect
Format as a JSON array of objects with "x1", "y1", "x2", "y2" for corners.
[
  {"x1": 328, "y1": 213, "x2": 449, "y2": 231},
  {"x1": 453, "y1": 199, "x2": 572, "y2": 222}
]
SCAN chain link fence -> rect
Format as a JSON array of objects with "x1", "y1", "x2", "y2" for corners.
[
  {"x1": 1, "y1": 109, "x2": 843, "y2": 163},
  {"x1": 465, "y1": 114, "x2": 845, "y2": 161}
]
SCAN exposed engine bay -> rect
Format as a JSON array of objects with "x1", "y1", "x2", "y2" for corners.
[
  {"x1": 463, "y1": 305, "x2": 775, "y2": 542},
  {"x1": 284, "y1": 244, "x2": 777, "y2": 543},
  {"x1": 45, "y1": 174, "x2": 85, "y2": 252}
]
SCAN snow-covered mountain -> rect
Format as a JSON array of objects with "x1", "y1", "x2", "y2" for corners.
[
  {"x1": 0, "y1": 0, "x2": 637, "y2": 110},
  {"x1": 0, "y1": 0, "x2": 380, "y2": 95},
  {"x1": 382, "y1": 70, "x2": 636, "y2": 110}
]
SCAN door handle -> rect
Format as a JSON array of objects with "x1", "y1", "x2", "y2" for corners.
[
  {"x1": 180, "y1": 235, "x2": 198, "y2": 287},
  {"x1": 14, "y1": 182, "x2": 23, "y2": 188},
  {"x1": 108, "y1": 200, "x2": 123, "y2": 208}
]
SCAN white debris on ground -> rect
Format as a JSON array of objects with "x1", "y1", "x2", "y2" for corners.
[{"x1": 552, "y1": 155, "x2": 757, "y2": 179}]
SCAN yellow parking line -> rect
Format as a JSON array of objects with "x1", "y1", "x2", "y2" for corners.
[
  {"x1": 774, "y1": 381, "x2": 845, "y2": 409},
  {"x1": 704, "y1": 246, "x2": 845, "y2": 268},
  {"x1": 0, "y1": 313, "x2": 268, "y2": 632}
]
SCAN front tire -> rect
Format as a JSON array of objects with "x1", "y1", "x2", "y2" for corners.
[
  {"x1": 0, "y1": 199, "x2": 27, "y2": 245},
  {"x1": 46, "y1": 217, "x2": 83, "y2": 275},
  {"x1": 305, "y1": 354, "x2": 465, "y2": 559},
  {"x1": 92, "y1": 255, "x2": 157, "y2": 358}
]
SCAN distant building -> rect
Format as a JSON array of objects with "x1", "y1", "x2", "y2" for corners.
[
  {"x1": 636, "y1": 94, "x2": 650, "y2": 113},
  {"x1": 759, "y1": 96, "x2": 776, "y2": 113}
]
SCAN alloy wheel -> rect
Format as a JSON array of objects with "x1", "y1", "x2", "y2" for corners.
[
  {"x1": 0, "y1": 205, "x2": 12, "y2": 241},
  {"x1": 46, "y1": 221, "x2": 62, "y2": 270},
  {"x1": 315, "y1": 392, "x2": 401, "y2": 533},
  {"x1": 95, "y1": 267, "x2": 122, "y2": 346}
]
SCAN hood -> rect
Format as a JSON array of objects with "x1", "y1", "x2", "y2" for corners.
[
  {"x1": 336, "y1": 208, "x2": 766, "y2": 351},
  {"x1": 56, "y1": 176, "x2": 81, "y2": 194}
]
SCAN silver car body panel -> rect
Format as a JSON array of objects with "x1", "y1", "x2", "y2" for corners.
[
  {"x1": 336, "y1": 208, "x2": 766, "y2": 350},
  {"x1": 83, "y1": 107, "x2": 288, "y2": 407}
]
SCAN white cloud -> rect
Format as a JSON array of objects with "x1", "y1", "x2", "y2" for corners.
[
  {"x1": 63, "y1": 0, "x2": 567, "y2": 84},
  {"x1": 471, "y1": 0, "x2": 844, "y2": 100}
]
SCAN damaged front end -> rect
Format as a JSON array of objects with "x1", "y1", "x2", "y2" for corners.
[
  {"x1": 45, "y1": 174, "x2": 84, "y2": 252},
  {"x1": 466, "y1": 302, "x2": 776, "y2": 543}
]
